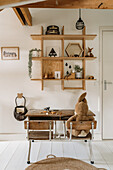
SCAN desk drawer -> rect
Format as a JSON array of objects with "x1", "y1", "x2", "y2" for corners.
[
  {"x1": 24, "y1": 121, "x2": 53, "y2": 130},
  {"x1": 29, "y1": 131, "x2": 53, "y2": 140}
]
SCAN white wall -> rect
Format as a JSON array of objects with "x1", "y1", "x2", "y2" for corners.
[{"x1": 0, "y1": 8, "x2": 112, "y2": 140}]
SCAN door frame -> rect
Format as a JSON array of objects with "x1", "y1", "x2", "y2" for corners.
[{"x1": 100, "y1": 26, "x2": 113, "y2": 140}]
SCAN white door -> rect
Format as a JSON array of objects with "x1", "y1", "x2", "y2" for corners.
[{"x1": 103, "y1": 30, "x2": 113, "y2": 139}]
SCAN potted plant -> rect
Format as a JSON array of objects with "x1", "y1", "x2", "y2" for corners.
[
  {"x1": 32, "y1": 48, "x2": 41, "y2": 57},
  {"x1": 28, "y1": 48, "x2": 41, "y2": 78},
  {"x1": 74, "y1": 65, "x2": 83, "y2": 79}
]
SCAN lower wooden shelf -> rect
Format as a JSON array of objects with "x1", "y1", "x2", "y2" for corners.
[
  {"x1": 30, "y1": 78, "x2": 96, "y2": 90},
  {"x1": 43, "y1": 79, "x2": 62, "y2": 81},
  {"x1": 64, "y1": 87, "x2": 83, "y2": 90},
  {"x1": 31, "y1": 78, "x2": 96, "y2": 81},
  {"x1": 31, "y1": 79, "x2": 62, "y2": 81},
  {"x1": 64, "y1": 79, "x2": 96, "y2": 81},
  {"x1": 31, "y1": 79, "x2": 42, "y2": 81}
]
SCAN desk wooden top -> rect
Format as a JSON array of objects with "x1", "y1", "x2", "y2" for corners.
[{"x1": 26, "y1": 109, "x2": 74, "y2": 120}]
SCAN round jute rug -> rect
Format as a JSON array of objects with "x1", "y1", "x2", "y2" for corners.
[{"x1": 26, "y1": 157, "x2": 106, "y2": 170}]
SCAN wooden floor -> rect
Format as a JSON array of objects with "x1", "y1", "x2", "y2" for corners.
[{"x1": 0, "y1": 140, "x2": 113, "y2": 170}]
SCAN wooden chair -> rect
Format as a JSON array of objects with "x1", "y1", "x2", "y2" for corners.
[
  {"x1": 24, "y1": 120, "x2": 53, "y2": 164},
  {"x1": 66, "y1": 120, "x2": 97, "y2": 164}
]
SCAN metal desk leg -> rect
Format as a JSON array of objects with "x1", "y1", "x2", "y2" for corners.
[
  {"x1": 63, "y1": 121, "x2": 66, "y2": 138},
  {"x1": 49, "y1": 122, "x2": 52, "y2": 141},
  {"x1": 89, "y1": 139, "x2": 93, "y2": 164},
  {"x1": 54, "y1": 121, "x2": 56, "y2": 139},
  {"x1": 70, "y1": 122, "x2": 72, "y2": 141},
  {"x1": 27, "y1": 140, "x2": 31, "y2": 164},
  {"x1": 90, "y1": 122, "x2": 94, "y2": 164}
]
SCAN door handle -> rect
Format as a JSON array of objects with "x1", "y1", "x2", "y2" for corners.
[{"x1": 104, "y1": 80, "x2": 113, "y2": 90}]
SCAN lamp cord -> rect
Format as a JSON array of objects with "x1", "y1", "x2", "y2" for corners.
[{"x1": 79, "y1": 9, "x2": 81, "y2": 19}]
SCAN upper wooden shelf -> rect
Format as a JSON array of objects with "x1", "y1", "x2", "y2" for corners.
[
  {"x1": 32, "y1": 57, "x2": 97, "y2": 60},
  {"x1": 31, "y1": 34, "x2": 97, "y2": 40}
]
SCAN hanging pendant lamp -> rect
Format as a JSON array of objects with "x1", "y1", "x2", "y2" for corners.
[{"x1": 76, "y1": 9, "x2": 84, "y2": 30}]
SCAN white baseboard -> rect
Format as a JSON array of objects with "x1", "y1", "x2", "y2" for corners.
[
  {"x1": 0, "y1": 133, "x2": 26, "y2": 141},
  {"x1": 0, "y1": 132, "x2": 102, "y2": 141}
]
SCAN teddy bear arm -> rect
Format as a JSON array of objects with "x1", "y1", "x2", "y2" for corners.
[{"x1": 67, "y1": 115, "x2": 76, "y2": 128}]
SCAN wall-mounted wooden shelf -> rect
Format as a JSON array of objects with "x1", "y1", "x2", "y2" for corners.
[
  {"x1": 31, "y1": 78, "x2": 97, "y2": 81},
  {"x1": 32, "y1": 57, "x2": 97, "y2": 61},
  {"x1": 31, "y1": 34, "x2": 97, "y2": 40},
  {"x1": 64, "y1": 79, "x2": 97, "y2": 81},
  {"x1": 31, "y1": 79, "x2": 42, "y2": 81},
  {"x1": 64, "y1": 87, "x2": 83, "y2": 90},
  {"x1": 43, "y1": 79, "x2": 62, "y2": 81},
  {"x1": 30, "y1": 26, "x2": 97, "y2": 90}
]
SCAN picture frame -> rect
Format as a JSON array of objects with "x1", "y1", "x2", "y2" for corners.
[
  {"x1": 1, "y1": 47, "x2": 19, "y2": 60},
  {"x1": 46, "y1": 46, "x2": 59, "y2": 57},
  {"x1": 55, "y1": 71, "x2": 61, "y2": 79},
  {"x1": 65, "y1": 43, "x2": 83, "y2": 57}
]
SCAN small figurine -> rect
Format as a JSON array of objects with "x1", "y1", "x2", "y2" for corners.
[
  {"x1": 44, "y1": 107, "x2": 50, "y2": 111},
  {"x1": 44, "y1": 73, "x2": 48, "y2": 79},
  {"x1": 74, "y1": 54, "x2": 79, "y2": 57},
  {"x1": 86, "y1": 47, "x2": 94, "y2": 57},
  {"x1": 70, "y1": 55, "x2": 73, "y2": 57},
  {"x1": 67, "y1": 73, "x2": 75, "y2": 79},
  {"x1": 51, "y1": 110, "x2": 57, "y2": 114},
  {"x1": 48, "y1": 72, "x2": 54, "y2": 79},
  {"x1": 44, "y1": 107, "x2": 50, "y2": 115},
  {"x1": 88, "y1": 76, "x2": 94, "y2": 79},
  {"x1": 49, "y1": 48, "x2": 57, "y2": 57}
]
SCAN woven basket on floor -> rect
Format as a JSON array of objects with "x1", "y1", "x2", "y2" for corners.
[{"x1": 26, "y1": 157, "x2": 106, "y2": 170}]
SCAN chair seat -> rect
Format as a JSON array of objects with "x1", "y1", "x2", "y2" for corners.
[
  {"x1": 67, "y1": 131, "x2": 92, "y2": 140},
  {"x1": 29, "y1": 131, "x2": 53, "y2": 140}
]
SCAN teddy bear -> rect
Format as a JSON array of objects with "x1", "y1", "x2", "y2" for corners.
[
  {"x1": 67, "y1": 92, "x2": 95, "y2": 137},
  {"x1": 86, "y1": 47, "x2": 94, "y2": 57}
]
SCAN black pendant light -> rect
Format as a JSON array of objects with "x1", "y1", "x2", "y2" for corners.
[{"x1": 76, "y1": 9, "x2": 84, "y2": 30}]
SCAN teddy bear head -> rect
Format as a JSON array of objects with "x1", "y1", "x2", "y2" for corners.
[{"x1": 75, "y1": 92, "x2": 88, "y2": 116}]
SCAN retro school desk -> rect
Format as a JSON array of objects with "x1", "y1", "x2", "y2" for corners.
[{"x1": 25, "y1": 109, "x2": 96, "y2": 164}]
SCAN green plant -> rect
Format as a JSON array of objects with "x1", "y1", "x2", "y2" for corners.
[
  {"x1": 28, "y1": 48, "x2": 41, "y2": 78},
  {"x1": 74, "y1": 65, "x2": 82, "y2": 72}
]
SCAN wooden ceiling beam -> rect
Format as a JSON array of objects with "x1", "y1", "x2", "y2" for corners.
[
  {"x1": 13, "y1": 8, "x2": 26, "y2": 25},
  {"x1": 0, "y1": 0, "x2": 45, "y2": 9},
  {"x1": 1, "y1": 0, "x2": 113, "y2": 9},
  {"x1": 13, "y1": 8, "x2": 32, "y2": 26},
  {"x1": 20, "y1": 8, "x2": 32, "y2": 26},
  {"x1": 17, "y1": 0, "x2": 113, "y2": 9}
]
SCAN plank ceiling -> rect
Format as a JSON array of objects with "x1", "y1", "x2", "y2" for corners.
[
  {"x1": 0, "y1": 0, "x2": 113, "y2": 26},
  {"x1": 0, "y1": 0, "x2": 113, "y2": 9},
  {"x1": 17, "y1": 0, "x2": 113, "y2": 9}
]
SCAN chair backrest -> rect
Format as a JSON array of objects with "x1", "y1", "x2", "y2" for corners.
[
  {"x1": 24, "y1": 120, "x2": 53, "y2": 130},
  {"x1": 67, "y1": 121, "x2": 97, "y2": 131}
]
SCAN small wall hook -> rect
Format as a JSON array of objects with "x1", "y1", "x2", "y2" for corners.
[{"x1": 17, "y1": 93, "x2": 23, "y2": 98}]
